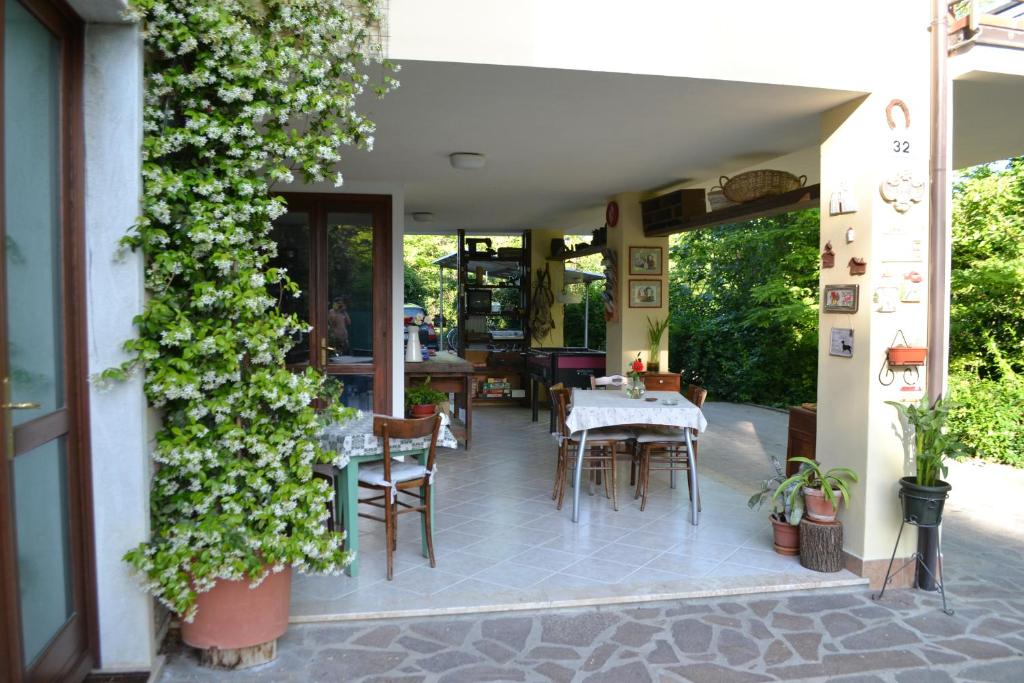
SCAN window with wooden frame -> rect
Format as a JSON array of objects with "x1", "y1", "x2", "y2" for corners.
[{"x1": 271, "y1": 193, "x2": 392, "y2": 414}]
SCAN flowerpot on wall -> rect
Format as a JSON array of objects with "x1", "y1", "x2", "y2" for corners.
[
  {"x1": 899, "y1": 476, "x2": 951, "y2": 526},
  {"x1": 180, "y1": 566, "x2": 292, "y2": 668},
  {"x1": 803, "y1": 487, "x2": 842, "y2": 523},
  {"x1": 770, "y1": 513, "x2": 800, "y2": 556},
  {"x1": 410, "y1": 403, "x2": 437, "y2": 418},
  {"x1": 887, "y1": 346, "x2": 928, "y2": 366}
]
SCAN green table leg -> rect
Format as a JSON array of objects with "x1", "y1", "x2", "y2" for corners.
[
  {"x1": 339, "y1": 462, "x2": 360, "y2": 577},
  {"x1": 418, "y1": 448, "x2": 434, "y2": 559}
]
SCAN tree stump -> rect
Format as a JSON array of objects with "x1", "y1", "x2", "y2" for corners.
[{"x1": 799, "y1": 518, "x2": 843, "y2": 572}]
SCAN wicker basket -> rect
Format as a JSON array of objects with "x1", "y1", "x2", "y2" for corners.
[
  {"x1": 707, "y1": 185, "x2": 737, "y2": 211},
  {"x1": 719, "y1": 170, "x2": 807, "y2": 203}
]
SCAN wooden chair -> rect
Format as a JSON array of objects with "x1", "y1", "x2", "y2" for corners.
[
  {"x1": 547, "y1": 382, "x2": 565, "y2": 500},
  {"x1": 357, "y1": 414, "x2": 442, "y2": 580},
  {"x1": 590, "y1": 374, "x2": 641, "y2": 486},
  {"x1": 590, "y1": 374, "x2": 627, "y2": 390},
  {"x1": 634, "y1": 384, "x2": 708, "y2": 511},
  {"x1": 551, "y1": 388, "x2": 632, "y2": 511}
]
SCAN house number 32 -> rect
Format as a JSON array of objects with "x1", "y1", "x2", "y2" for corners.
[{"x1": 892, "y1": 140, "x2": 910, "y2": 153}]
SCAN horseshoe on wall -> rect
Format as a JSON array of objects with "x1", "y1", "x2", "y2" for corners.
[{"x1": 886, "y1": 99, "x2": 910, "y2": 130}]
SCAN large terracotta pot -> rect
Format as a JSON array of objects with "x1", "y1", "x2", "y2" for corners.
[
  {"x1": 803, "y1": 487, "x2": 842, "y2": 523},
  {"x1": 770, "y1": 513, "x2": 800, "y2": 556},
  {"x1": 181, "y1": 566, "x2": 292, "y2": 651}
]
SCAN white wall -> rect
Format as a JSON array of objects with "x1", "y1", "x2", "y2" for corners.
[
  {"x1": 82, "y1": 22, "x2": 155, "y2": 672},
  {"x1": 388, "y1": 0, "x2": 924, "y2": 93}
]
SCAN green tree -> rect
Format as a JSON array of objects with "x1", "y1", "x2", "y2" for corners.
[{"x1": 668, "y1": 209, "x2": 820, "y2": 406}]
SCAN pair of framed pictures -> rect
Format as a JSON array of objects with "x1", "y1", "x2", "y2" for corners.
[{"x1": 628, "y1": 246, "x2": 663, "y2": 308}]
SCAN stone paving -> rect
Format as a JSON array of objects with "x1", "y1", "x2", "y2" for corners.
[{"x1": 158, "y1": 404, "x2": 1024, "y2": 682}]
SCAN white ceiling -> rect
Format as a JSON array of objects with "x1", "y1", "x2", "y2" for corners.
[{"x1": 340, "y1": 61, "x2": 862, "y2": 233}]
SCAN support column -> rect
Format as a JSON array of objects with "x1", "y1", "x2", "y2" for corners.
[
  {"x1": 817, "y1": 30, "x2": 934, "y2": 586},
  {"x1": 605, "y1": 193, "x2": 669, "y2": 375}
]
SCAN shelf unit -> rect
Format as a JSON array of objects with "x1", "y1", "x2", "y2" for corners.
[
  {"x1": 456, "y1": 229, "x2": 532, "y2": 406},
  {"x1": 546, "y1": 241, "x2": 607, "y2": 262},
  {"x1": 643, "y1": 184, "x2": 821, "y2": 237}
]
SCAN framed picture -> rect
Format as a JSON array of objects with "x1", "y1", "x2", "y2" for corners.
[
  {"x1": 829, "y1": 327, "x2": 854, "y2": 357},
  {"x1": 628, "y1": 279, "x2": 662, "y2": 308},
  {"x1": 823, "y1": 284, "x2": 859, "y2": 313},
  {"x1": 629, "y1": 246, "x2": 663, "y2": 275}
]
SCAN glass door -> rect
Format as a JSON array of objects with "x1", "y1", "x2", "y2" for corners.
[
  {"x1": 0, "y1": 1, "x2": 93, "y2": 681},
  {"x1": 272, "y1": 195, "x2": 392, "y2": 414}
]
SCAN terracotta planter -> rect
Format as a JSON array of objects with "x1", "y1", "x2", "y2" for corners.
[
  {"x1": 181, "y1": 566, "x2": 291, "y2": 653},
  {"x1": 803, "y1": 487, "x2": 842, "y2": 523},
  {"x1": 887, "y1": 346, "x2": 928, "y2": 366},
  {"x1": 770, "y1": 513, "x2": 800, "y2": 556},
  {"x1": 410, "y1": 403, "x2": 437, "y2": 417}
]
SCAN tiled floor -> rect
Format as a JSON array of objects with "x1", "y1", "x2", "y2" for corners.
[{"x1": 290, "y1": 404, "x2": 862, "y2": 621}]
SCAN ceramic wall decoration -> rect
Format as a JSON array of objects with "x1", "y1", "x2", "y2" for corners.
[
  {"x1": 848, "y1": 257, "x2": 867, "y2": 276},
  {"x1": 829, "y1": 183, "x2": 858, "y2": 215},
  {"x1": 900, "y1": 270, "x2": 923, "y2": 302},
  {"x1": 823, "y1": 284, "x2": 859, "y2": 313},
  {"x1": 874, "y1": 286, "x2": 898, "y2": 313},
  {"x1": 846, "y1": 227, "x2": 856, "y2": 243},
  {"x1": 880, "y1": 171, "x2": 925, "y2": 213},
  {"x1": 821, "y1": 241, "x2": 835, "y2": 269},
  {"x1": 829, "y1": 328, "x2": 854, "y2": 358},
  {"x1": 885, "y1": 99, "x2": 911, "y2": 130},
  {"x1": 882, "y1": 237, "x2": 923, "y2": 263}
]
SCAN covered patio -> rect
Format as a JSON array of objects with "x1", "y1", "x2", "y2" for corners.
[{"x1": 290, "y1": 403, "x2": 863, "y2": 622}]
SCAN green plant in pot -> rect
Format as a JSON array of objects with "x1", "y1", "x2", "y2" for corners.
[
  {"x1": 886, "y1": 395, "x2": 966, "y2": 526},
  {"x1": 776, "y1": 457, "x2": 858, "y2": 523},
  {"x1": 646, "y1": 316, "x2": 669, "y2": 373},
  {"x1": 406, "y1": 376, "x2": 446, "y2": 417},
  {"x1": 748, "y1": 466, "x2": 803, "y2": 555}
]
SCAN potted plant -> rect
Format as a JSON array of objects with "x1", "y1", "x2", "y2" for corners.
[
  {"x1": 406, "y1": 376, "x2": 447, "y2": 417},
  {"x1": 112, "y1": 0, "x2": 397, "y2": 666},
  {"x1": 748, "y1": 468, "x2": 803, "y2": 555},
  {"x1": 646, "y1": 316, "x2": 670, "y2": 373},
  {"x1": 886, "y1": 395, "x2": 965, "y2": 526},
  {"x1": 775, "y1": 456, "x2": 858, "y2": 523}
]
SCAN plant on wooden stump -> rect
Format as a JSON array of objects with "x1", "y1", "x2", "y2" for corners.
[
  {"x1": 107, "y1": 0, "x2": 397, "y2": 621},
  {"x1": 776, "y1": 456, "x2": 858, "y2": 523}
]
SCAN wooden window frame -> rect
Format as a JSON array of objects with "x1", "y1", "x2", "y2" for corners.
[{"x1": 276, "y1": 193, "x2": 393, "y2": 415}]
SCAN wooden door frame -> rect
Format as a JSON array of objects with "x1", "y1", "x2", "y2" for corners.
[
  {"x1": 276, "y1": 192, "x2": 393, "y2": 415},
  {"x1": 0, "y1": 0, "x2": 97, "y2": 680}
]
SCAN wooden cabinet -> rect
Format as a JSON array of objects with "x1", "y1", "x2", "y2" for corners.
[
  {"x1": 643, "y1": 373, "x2": 682, "y2": 392},
  {"x1": 786, "y1": 405, "x2": 817, "y2": 476}
]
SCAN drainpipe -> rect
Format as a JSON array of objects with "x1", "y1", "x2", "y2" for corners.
[
  {"x1": 438, "y1": 265, "x2": 445, "y2": 352},
  {"x1": 919, "y1": 0, "x2": 952, "y2": 592},
  {"x1": 583, "y1": 281, "x2": 590, "y2": 349}
]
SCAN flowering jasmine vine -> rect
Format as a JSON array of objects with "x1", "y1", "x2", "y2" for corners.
[{"x1": 110, "y1": 0, "x2": 397, "y2": 620}]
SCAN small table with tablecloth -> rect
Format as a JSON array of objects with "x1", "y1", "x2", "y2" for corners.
[
  {"x1": 565, "y1": 389, "x2": 708, "y2": 525},
  {"x1": 319, "y1": 412, "x2": 457, "y2": 577}
]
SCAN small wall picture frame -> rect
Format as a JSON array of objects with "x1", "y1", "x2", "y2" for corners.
[
  {"x1": 823, "y1": 284, "x2": 859, "y2": 313},
  {"x1": 628, "y1": 279, "x2": 662, "y2": 308},
  {"x1": 829, "y1": 327, "x2": 854, "y2": 358},
  {"x1": 629, "y1": 246, "x2": 663, "y2": 275}
]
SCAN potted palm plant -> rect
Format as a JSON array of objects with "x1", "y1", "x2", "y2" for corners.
[
  {"x1": 406, "y1": 376, "x2": 447, "y2": 417},
  {"x1": 885, "y1": 396, "x2": 965, "y2": 526},
  {"x1": 646, "y1": 316, "x2": 670, "y2": 373},
  {"x1": 775, "y1": 457, "x2": 858, "y2": 523}
]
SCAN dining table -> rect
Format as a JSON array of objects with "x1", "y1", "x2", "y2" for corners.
[
  {"x1": 319, "y1": 411, "x2": 457, "y2": 577},
  {"x1": 565, "y1": 388, "x2": 708, "y2": 525}
]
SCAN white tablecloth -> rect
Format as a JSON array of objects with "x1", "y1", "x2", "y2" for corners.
[
  {"x1": 565, "y1": 389, "x2": 708, "y2": 434},
  {"x1": 319, "y1": 412, "x2": 458, "y2": 468}
]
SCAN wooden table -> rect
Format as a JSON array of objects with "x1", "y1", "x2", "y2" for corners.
[{"x1": 406, "y1": 352, "x2": 473, "y2": 449}]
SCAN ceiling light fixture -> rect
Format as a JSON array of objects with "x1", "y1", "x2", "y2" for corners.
[
  {"x1": 412, "y1": 212, "x2": 435, "y2": 223},
  {"x1": 449, "y1": 152, "x2": 486, "y2": 170}
]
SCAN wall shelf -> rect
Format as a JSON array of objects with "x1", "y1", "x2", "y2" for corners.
[
  {"x1": 547, "y1": 242, "x2": 607, "y2": 262},
  {"x1": 643, "y1": 184, "x2": 821, "y2": 237}
]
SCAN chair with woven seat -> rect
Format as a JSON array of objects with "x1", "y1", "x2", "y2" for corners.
[
  {"x1": 551, "y1": 387, "x2": 632, "y2": 511},
  {"x1": 634, "y1": 384, "x2": 708, "y2": 511},
  {"x1": 357, "y1": 414, "x2": 441, "y2": 580}
]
